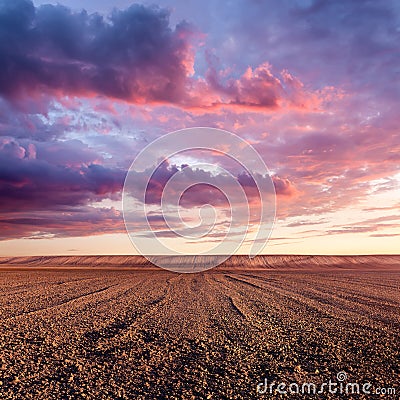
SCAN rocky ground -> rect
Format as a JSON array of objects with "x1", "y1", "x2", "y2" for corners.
[{"x1": 0, "y1": 261, "x2": 399, "y2": 399}]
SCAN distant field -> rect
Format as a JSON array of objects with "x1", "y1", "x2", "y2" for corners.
[
  {"x1": 1, "y1": 254, "x2": 400, "y2": 270},
  {"x1": 0, "y1": 256, "x2": 399, "y2": 399}
]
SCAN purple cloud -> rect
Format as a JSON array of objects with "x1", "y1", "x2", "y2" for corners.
[
  {"x1": 0, "y1": 137, "x2": 125, "y2": 212},
  {"x1": 0, "y1": 0, "x2": 194, "y2": 103}
]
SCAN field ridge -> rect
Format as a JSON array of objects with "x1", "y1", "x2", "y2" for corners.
[{"x1": 0, "y1": 254, "x2": 399, "y2": 270}]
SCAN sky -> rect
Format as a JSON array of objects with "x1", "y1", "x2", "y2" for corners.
[{"x1": 0, "y1": 0, "x2": 399, "y2": 256}]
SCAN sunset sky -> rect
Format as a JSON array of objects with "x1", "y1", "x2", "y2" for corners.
[{"x1": 0, "y1": 0, "x2": 399, "y2": 256}]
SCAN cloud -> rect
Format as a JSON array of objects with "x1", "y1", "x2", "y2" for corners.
[
  {"x1": 0, "y1": 136, "x2": 126, "y2": 239},
  {"x1": 0, "y1": 137, "x2": 125, "y2": 212},
  {"x1": 0, "y1": 0, "x2": 399, "y2": 246},
  {"x1": 0, "y1": 0, "x2": 194, "y2": 103},
  {"x1": 185, "y1": 58, "x2": 324, "y2": 111},
  {"x1": 369, "y1": 233, "x2": 400, "y2": 238},
  {"x1": 202, "y1": 62, "x2": 289, "y2": 110},
  {"x1": 212, "y1": 0, "x2": 400, "y2": 99},
  {"x1": 123, "y1": 162, "x2": 284, "y2": 240},
  {"x1": 271, "y1": 175, "x2": 298, "y2": 197},
  {"x1": 0, "y1": 0, "x2": 322, "y2": 112},
  {"x1": 0, "y1": 206, "x2": 124, "y2": 239},
  {"x1": 285, "y1": 219, "x2": 327, "y2": 228},
  {"x1": 126, "y1": 161, "x2": 295, "y2": 207}
]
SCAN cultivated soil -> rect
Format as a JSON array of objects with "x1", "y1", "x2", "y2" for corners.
[{"x1": 0, "y1": 256, "x2": 399, "y2": 399}]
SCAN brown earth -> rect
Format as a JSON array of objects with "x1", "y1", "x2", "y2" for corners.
[{"x1": 0, "y1": 256, "x2": 399, "y2": 399}]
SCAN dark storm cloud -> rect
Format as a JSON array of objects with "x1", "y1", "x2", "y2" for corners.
[
  {"x1": 0, "y1": 0, "x2": 321, "y2": 110},
  {"x1": 0, "y1": 138, "x2": 125, "y2": 212},
  {"x1": 0, "y1": 0, "x2": 193, "y2": 102}
]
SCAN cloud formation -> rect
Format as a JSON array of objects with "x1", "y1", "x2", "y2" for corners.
[
  {"x1": 126, "y1": 161, "x2": 295, "y2": 207},
  {"x1": 0, "y1": 0, "x2": 321, "y2": 111},
  {"x1": 0, "y1": 206, "x2": 124, "y2": 239},
  {"x1": 0, "y1": 0, "x2": 399, "y2": 250},
  {"x1": 0, "y1": 137, "x2": 124, "y2": 211},
  {"x1": 0, "y1": 0, "x2": 194, "y2": 103}
]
